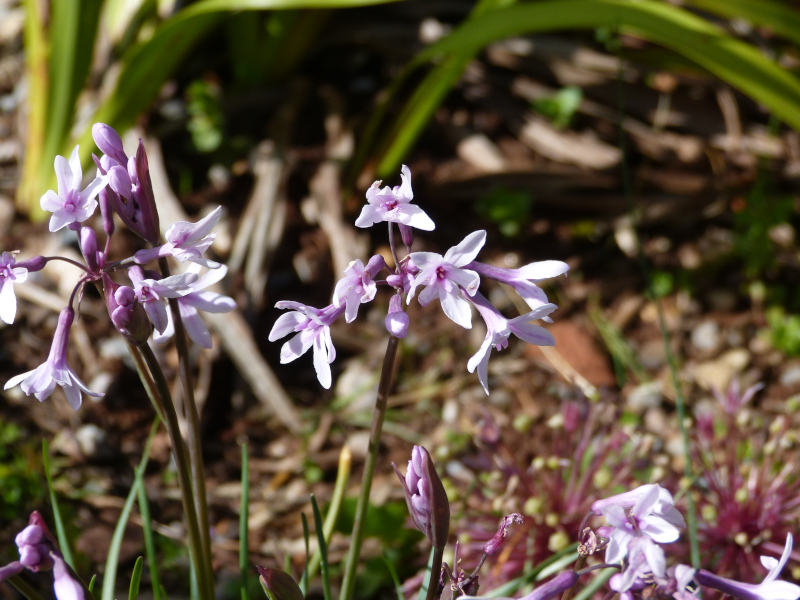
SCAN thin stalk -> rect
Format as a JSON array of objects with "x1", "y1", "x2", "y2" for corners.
[
  {"x1": 7, "y1": 575, "x2": 48, "y2": 600},
  {"x1": 425, "y1": 546, "x2": 444, "y2": 600},
  {"x1": 338, "y1": 335, "x2": 400, "y2": 600},
  {"x1": 139, "y1": 343, "x2": 215, "y2": 600},
  {"x1": 615, "y1": 50, "x2": 700, "y2": 567},
  {"x1": 158, "y1": 257, "x2": 213, "y2": 580},
  {"x1": 559, "y1": 555, "x2": 586, "y2": 600},
  {"x1": 127, "y1": 343, "x2": 166, "y2": 424}
]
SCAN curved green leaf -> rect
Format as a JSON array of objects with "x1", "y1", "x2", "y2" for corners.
[
  {"x1": 377, "y1": 0, "x2": 800, "y2": 174},
  {"x1": 684, "y1": 0, "x2": 800, "y2": 48}
]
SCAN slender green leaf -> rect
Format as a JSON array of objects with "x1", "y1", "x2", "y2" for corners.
[
  {"x1": 310, "y1": 495, "x2": 331, "y2": 600},
  {"x1": 300, "y1": 513, "x2": 310, "y2": 595},
  {"x1": 685, "y1": 0, "x2": 800, "y2": 47},
  {"x1": 7, "y1": 575, "x2": 47, "y2": 600},
  {"x1": 416, "y1": 547, "x2": 435, "y2": 600},
  {"x1": 240, "y1": 442, "x2": 250, "y2": 600},
  {"x1": 129, "y1": 556, "x2": 144, "y2": 600},
  {"x1": 42, "y1": 439, "x2": 74, "y2": 568},
  {"x1": 307, "y1": 447, "x2": 351, "y2": 579},
  {"x1": 377, "y1": 0, "x2": 800, "y2": 175},
  {"x1": 479, "y1": 543, "x2": 579, "y2": 598},
  {"x1": 572, "y1": 568, "x2": 616, "y2": 600},
  {"x1": 89, "y1": 575, "x2": 97, "y2": 594},
  {"x1": 102, "y1": 421, "x2": 159, "y2": 600}
]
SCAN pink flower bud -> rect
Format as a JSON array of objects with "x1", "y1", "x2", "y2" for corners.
[
  {"x1": 92, "y1": 123, "x2": 127, "y2": 167},
  {"x1": 103, "y1": 274, "x2": 152, "y2": 346},
  {"x1": 14, "y1": 256, "x2": 47, "y2": 272},
  {"x1": 398, "y1": 223, "x2": 414, "y2": 247},
  {"x1": 257, "y1": 567, "x2": 304, "y2": 600},
  {"x1": 79, "y1": 228, "x2": 101, "y2": 273},
  {"x1": 385, "y1": 294, "x2": 409, "y2": 338}
]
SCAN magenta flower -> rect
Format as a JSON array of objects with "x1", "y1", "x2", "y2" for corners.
[
  {"x1": 4, "y1": 307, "x2": 103, "y2": 410},
  {"x1": 269, "y1": 301, "x2": 345, "y2": 389},
  {"x1": 332, "y1": 255, "x2": 385, "y2": 323},
  {"x1": 40, "y1": 146, "x2": 106, "y2": 232},
  {"x1": 134, "y1": 206, "x2": 222, "y2": 268},
  {"x1": 128, "y1": 266, "x2": 198, "y2": 333},
  {"x1": 468, "y1": 259, "x2": 570, "y2": 315},
  {"x1": 355, "y1": 165, "x2": 435, "y2": 231},
  {"x1": 0, "y1": 252, "x2": 28, "y2": 324},
  {"x1": 153, "y1": 263, "x2": 236, "y2": 349},
  {"x1": 408, "y1": 230, "x2": 486, "y2": 329},
  {"x1": 695, "y1": 535, "x2": 800, "y2": 600},
  {"x1": 467, "y1": 291, "x2": 556, "y2": 394}
]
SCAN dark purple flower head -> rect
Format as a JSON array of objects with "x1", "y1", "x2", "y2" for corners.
[{"x1": 393, "y1": 445, "x2": 450, "y2": 550}]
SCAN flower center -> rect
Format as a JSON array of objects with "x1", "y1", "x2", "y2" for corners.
[
  {"x1": 384, "y1": 199, "x2": 398, "y2": 211},
  {"x1": 435, "y1": 266, "x2": 447, "y2": 280},
  {"x1": 64, "y1": 189, "x2": 80, "y2": 213}
]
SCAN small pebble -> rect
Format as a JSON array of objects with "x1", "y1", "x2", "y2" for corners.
[{"x1": 692, "y1": 320, "x2": 720, "y2": 353}]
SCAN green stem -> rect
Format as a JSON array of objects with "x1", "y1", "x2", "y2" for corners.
[
  {"x1": 158, "y1": 257, "x2": 214, "y2": 582},
  {"x1": 138, "y1": 343, "x2": 215, "y2": 600},
  {"x1": 338, "y1": 335, "x2": 400, "y2": 600},
  {"x1": 425, "y1": 546, "x2": 444, "y2": 600},
  {"x1": 7, "y1": 575, "x2": 48, "y2": 600}
]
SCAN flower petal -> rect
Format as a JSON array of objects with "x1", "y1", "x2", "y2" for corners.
[
  {"x1": 516, "y1": 260, "x2": 570, "y2": 281},
  {"x1": 439, "y1": 287, "x2": 472, "y2": 329},
  {"x1": 444, "y1": 230, "x2": 486, "y2": 267},
  {"x1": 0, "y1": 279, "x2": 17, "y2": 324}
]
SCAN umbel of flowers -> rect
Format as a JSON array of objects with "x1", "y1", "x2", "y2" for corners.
[
  {"x1": 1, "y1": 123, "x2": 233, "y2": 600},
  {"x1": 269, "y1": 164, "x2": 570, "y2": 392}
]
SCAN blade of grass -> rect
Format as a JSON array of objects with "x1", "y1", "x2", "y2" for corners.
[
  {"x1": 572, "y1": 568, "x2": 616, "y2": 600},
  {"x1": 89, "y1": 575, "x2": 97, "y2": 594},
  {"x1": 42, "y1": 439, "x2": 74, "y2": 568},
  {"x1": 240, "y1": 442, "x2": 250, "y2": 600},
  {"x1": 479, "y1": 543, "x2": 579, "y2": 598},
  {"x1": 7, "y1": 575, "x2": 47, "y2": 600},
  {"x1": 102, "y1": 420, "x2": 159, "y2": 600},
  {"x1": 310, "y1": 495, "x2": 332, "y2": 600},
  {"x1": 684, "y1": 0, "x2": 800, "y2": 47},
  {"x1": 307, "y1": 446, "x2": 352, "y2": 580},
  {"x1": 129, "y1": 556, "x2": 144, "y2": 600},
  {"x1": 300, "y1": 513, "x2": 310, "y2": 595},
  {"x1": 416, "y1": 548, "x2": 436, "y2": 600}
]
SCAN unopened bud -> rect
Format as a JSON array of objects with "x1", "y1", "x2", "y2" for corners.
[
  {"x1": 103, "y1": 274, "x2": 152, "y2": 345},
  {"x1": 92, "y1": 123, "x2": 128, "y2": 166},
  {"x1": 79, "y1": 228, "x2": 101, "y2": 273},
  {"x1": 14, "y1": 256, "x2": 47, "y2": 272},
  {"x1": 398, "y1": 223, "x2": 414, "y2": 247},
  {"x1": 483, "y1": 513, "x2": 523, "y2": 556},
  {"x1": 98, "y1": 188, "x2": 115, "y2": 238},
  {"x1": 131, "y1": 139, "x2": 161, "y2": 245},
  {"x1": 520, "y1": 571, "x2": 580, "y2": 600},
  {"x1": 108, "y1": 165, "x2": 132, "y2": 200},
  {"x1": 393, "y1": 445, "x2": 450, "y2": 549},
  {"x1": 385, "y1": 294, "x2": 410, "y2": 338},
  {"x1": 257, "y1": 567, "x2": 304, "y2": 600}
]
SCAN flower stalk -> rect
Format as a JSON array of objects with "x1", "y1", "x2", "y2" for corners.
[{"x1": 338, "y1": 334, "x2": 400, "y2": 600}]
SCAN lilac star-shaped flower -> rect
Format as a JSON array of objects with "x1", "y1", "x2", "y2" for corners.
[
  {"x1": 269, "y1": 302, "x2": 345, "y2": 389},
  {"x1": 0, "y1": 252, "x2": 28, "y2": 325},
  {"x1": 134, "y1": 206, "x2": 222, "y2": 268},
  {"x1": 127, "y1": 266, "x2": 198, "y2": 334},
  {"x1": 408, "y1": 230, "x2": 486, "y2": 329},
  {"x1": 4, "y1": 308, "x2": 103, "y2": 410},
  {"x1": 40, "y1": 146, "x2": 106, "y2": 232},
  {"x1": 332, "y1": 255, "x2": 385, "y2": 323},
  {"x1": 467, "y1": 291, "x2": 556, "y2": 394},
  {"x1": 355, "y1": 165, "x2": 435, "y2": 231}
]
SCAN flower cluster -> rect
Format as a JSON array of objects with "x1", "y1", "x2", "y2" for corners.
[
  {"x1": 269, "y1": 165, "x2": 569, "y2": 391},
  {"x1": 2, "y1": 123, "x2": 235, "y2": 409}
]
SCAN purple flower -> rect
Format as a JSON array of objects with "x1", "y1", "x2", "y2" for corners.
[
  {"x1": 40, "y1": 146, "x2": 106, "y2": 232},
  {"x1": 695, "y1": 535, "x2": 800, "y2": 600},
  {"x1": 4, "y1": 307, "x2": 103, "y2": 409},
  {"x1": 153, "y1": 263, "x2": 236, "y2": 349},
  {"x1": 0, "y1": 252, "x2": 28, "y2": 324},
  {"x1": 616, "y1": 536, "x2": 666, "y2": 592},
  {"x1": 355, "y1": 165, "x2": 435, "y2": 231},
  {"x1": 468, "y1": 260, "x2": 570, "y2": 316},
  {"x1": 600, "y1": 485, "x2": 682, "y2": 567},
  {"x1": 467, "y1": 291, "x2": 556, "y2": 394},
  {"x1": 392, "y1": 445, "x2": 450, "y2": 549},
  {"x1": 134, "y1": 206, "x2": 222, "y2": 268},
  {"x1": 128, "y1": 266, "x2": 198, "y2": 333},
  {"x1": 269, "y1": 301, "x2": 345, "y2": 389},
  {"x1": 0, "y1": 512, "x2": 86, "y2": 600},
  {"x1": 408, "y1": 230, "x2": 486, "y2": 329},
  {"x1": 591, "y1": 483, "x2": 685, "y2": 527},
  {"x1": 332, "y1": 255, "x2": 385, "y2": 323}
]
